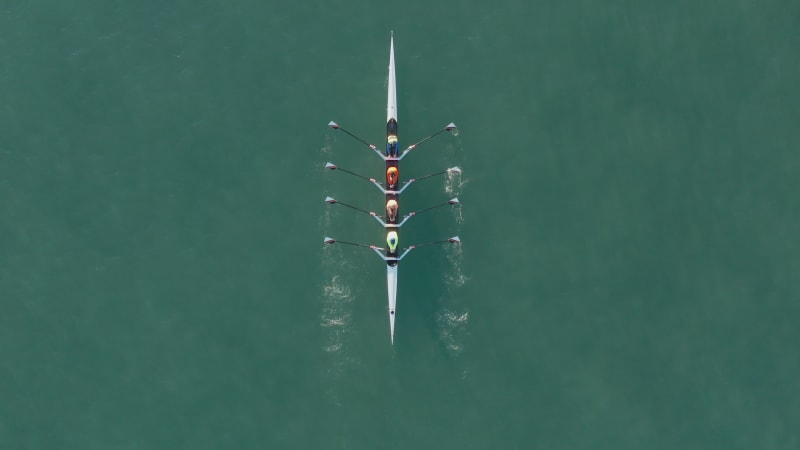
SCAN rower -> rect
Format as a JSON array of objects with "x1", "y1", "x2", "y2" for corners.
[
  {"x1": 386, "y1": 166, "x2": 398, "y2": 187},
  {"x1": 386, "y1": 199, "x2": 398, "y2": 222},
  {"x1": 386, "y1": 118, "x2": 399, "y2": 156},
  {"x1": 386, "y1": 231, "x2": 398, "y2": 255},
  {"x1": 386, "y1": 134, "x2": 398, "y2": 156}
]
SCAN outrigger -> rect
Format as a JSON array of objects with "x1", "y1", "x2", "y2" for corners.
[{"x1": 323, "y1": 33, "x2": 461, "y2": 344}]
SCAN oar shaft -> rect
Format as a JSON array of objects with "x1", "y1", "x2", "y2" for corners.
[
  {"x1": 336, "y1": 240, "x2": 377, "y2": 249},
  {"x1": 337, "y1": 126, "x2": 377, "y2": 150},
  {"x1": 337, "y1": 166, "x2": 374, "y2": 183},
  {"x1": 413, "y1": 201, "x2": 451, "y2": 215},
  {"x1": 335, "y1": 201, "x2": 373, "y2": 216},
  {"x1": 408, "y1": 239, "x2": 452, "y2": 249},
  {"x1": 404, "y1": 128, "x2": 448, "y2": 151},
  {"x1": 410, "y1": 170, "x2": 446, "y2": 182}
]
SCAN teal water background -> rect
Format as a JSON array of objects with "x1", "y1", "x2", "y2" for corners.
[{"x1": 1, "y1": 1, "x2": 799, "y2": 448}]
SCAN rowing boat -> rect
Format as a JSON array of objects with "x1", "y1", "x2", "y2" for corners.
[{"x1": 323, "y1": 32, "x2": 461, "y2": 344}]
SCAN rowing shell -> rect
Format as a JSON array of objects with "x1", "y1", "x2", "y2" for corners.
[
  {"x1": 324, "y1": 32, "x2": 460, "y2": 344},
  {"x1": 385, "y1": 34, "x2": 398, "y2": 341}
]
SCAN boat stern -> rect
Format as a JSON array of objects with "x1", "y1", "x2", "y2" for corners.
[{"x1": 387, "y1": 264, "x2": 398, "y2": 344}]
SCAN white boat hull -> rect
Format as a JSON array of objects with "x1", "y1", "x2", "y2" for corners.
[
  {"x1": 387, "y1": 34, "x2": 397, "y2": 122},
  {"x1": 387, "y1": 265, "x2": 398, "y2": 344},
  {"x1": 324, "y1": 33, "x2": 460, "y2": 344}
]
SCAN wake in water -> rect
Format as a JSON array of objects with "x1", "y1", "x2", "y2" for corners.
[
  {"x1": 321, "y1": 274, "x2": 352, "y2": 353},
  {"x1": 437, "y1": 237, "x2": 469, "y2": 355},
  {"x1": 319, "y1": 145, "x2": 356, "y2": 369},
  {"x1": 437, "y1": 141, "x2": 470, "y2": 356},
  {"x1": 445, "y1": 168, "x2": 468, "y2": 225},
  {"x1": 319, "y1": 267, "x2": 358, "y2": 407},
  {"x1": 320, "y1": 133, "x2": 335, "y2": 158}
]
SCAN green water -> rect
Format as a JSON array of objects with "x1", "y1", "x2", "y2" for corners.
[{"x1": 1, "y1": 1, "x2": 799, "y2": 449}]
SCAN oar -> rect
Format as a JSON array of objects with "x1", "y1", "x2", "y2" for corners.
[
  {"x1": 324, "y1": 237, "x2": 383, "y2": 251},
  {"x1": 401, "y1": 123, "x2": 457, "y2": 153},
  {"x1": 325, "y1": 162, "x2": 379, "y2": 184},
  {"x1": 390, "y1": 166, "x2": 462, "y2": 195},
  {"x1": 395, "y1": 236, "x2": 460, "y2": 260},
  {"x1": 406, "y1": 236, "x2": 460, "y2": 250},
  {"x1": 394, "y1": 198, "x2": 459, "y2": 227},
  {"x1": 328, "y1": 121, "x2": 378, "y2": 151},
  {"x1": 408, "y1": 166, "x2": 461, "y2": 183},
  {"x1": 324, "y1": 197, "x2": 377, "y2": 216},
  {"x1": 413, "y1": 198, "x2": 459, "y2": 214}
]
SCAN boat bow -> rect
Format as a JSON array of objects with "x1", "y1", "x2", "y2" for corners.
[{"x1": 387, "y1": 33, "x2": 397, "y2": 122}]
